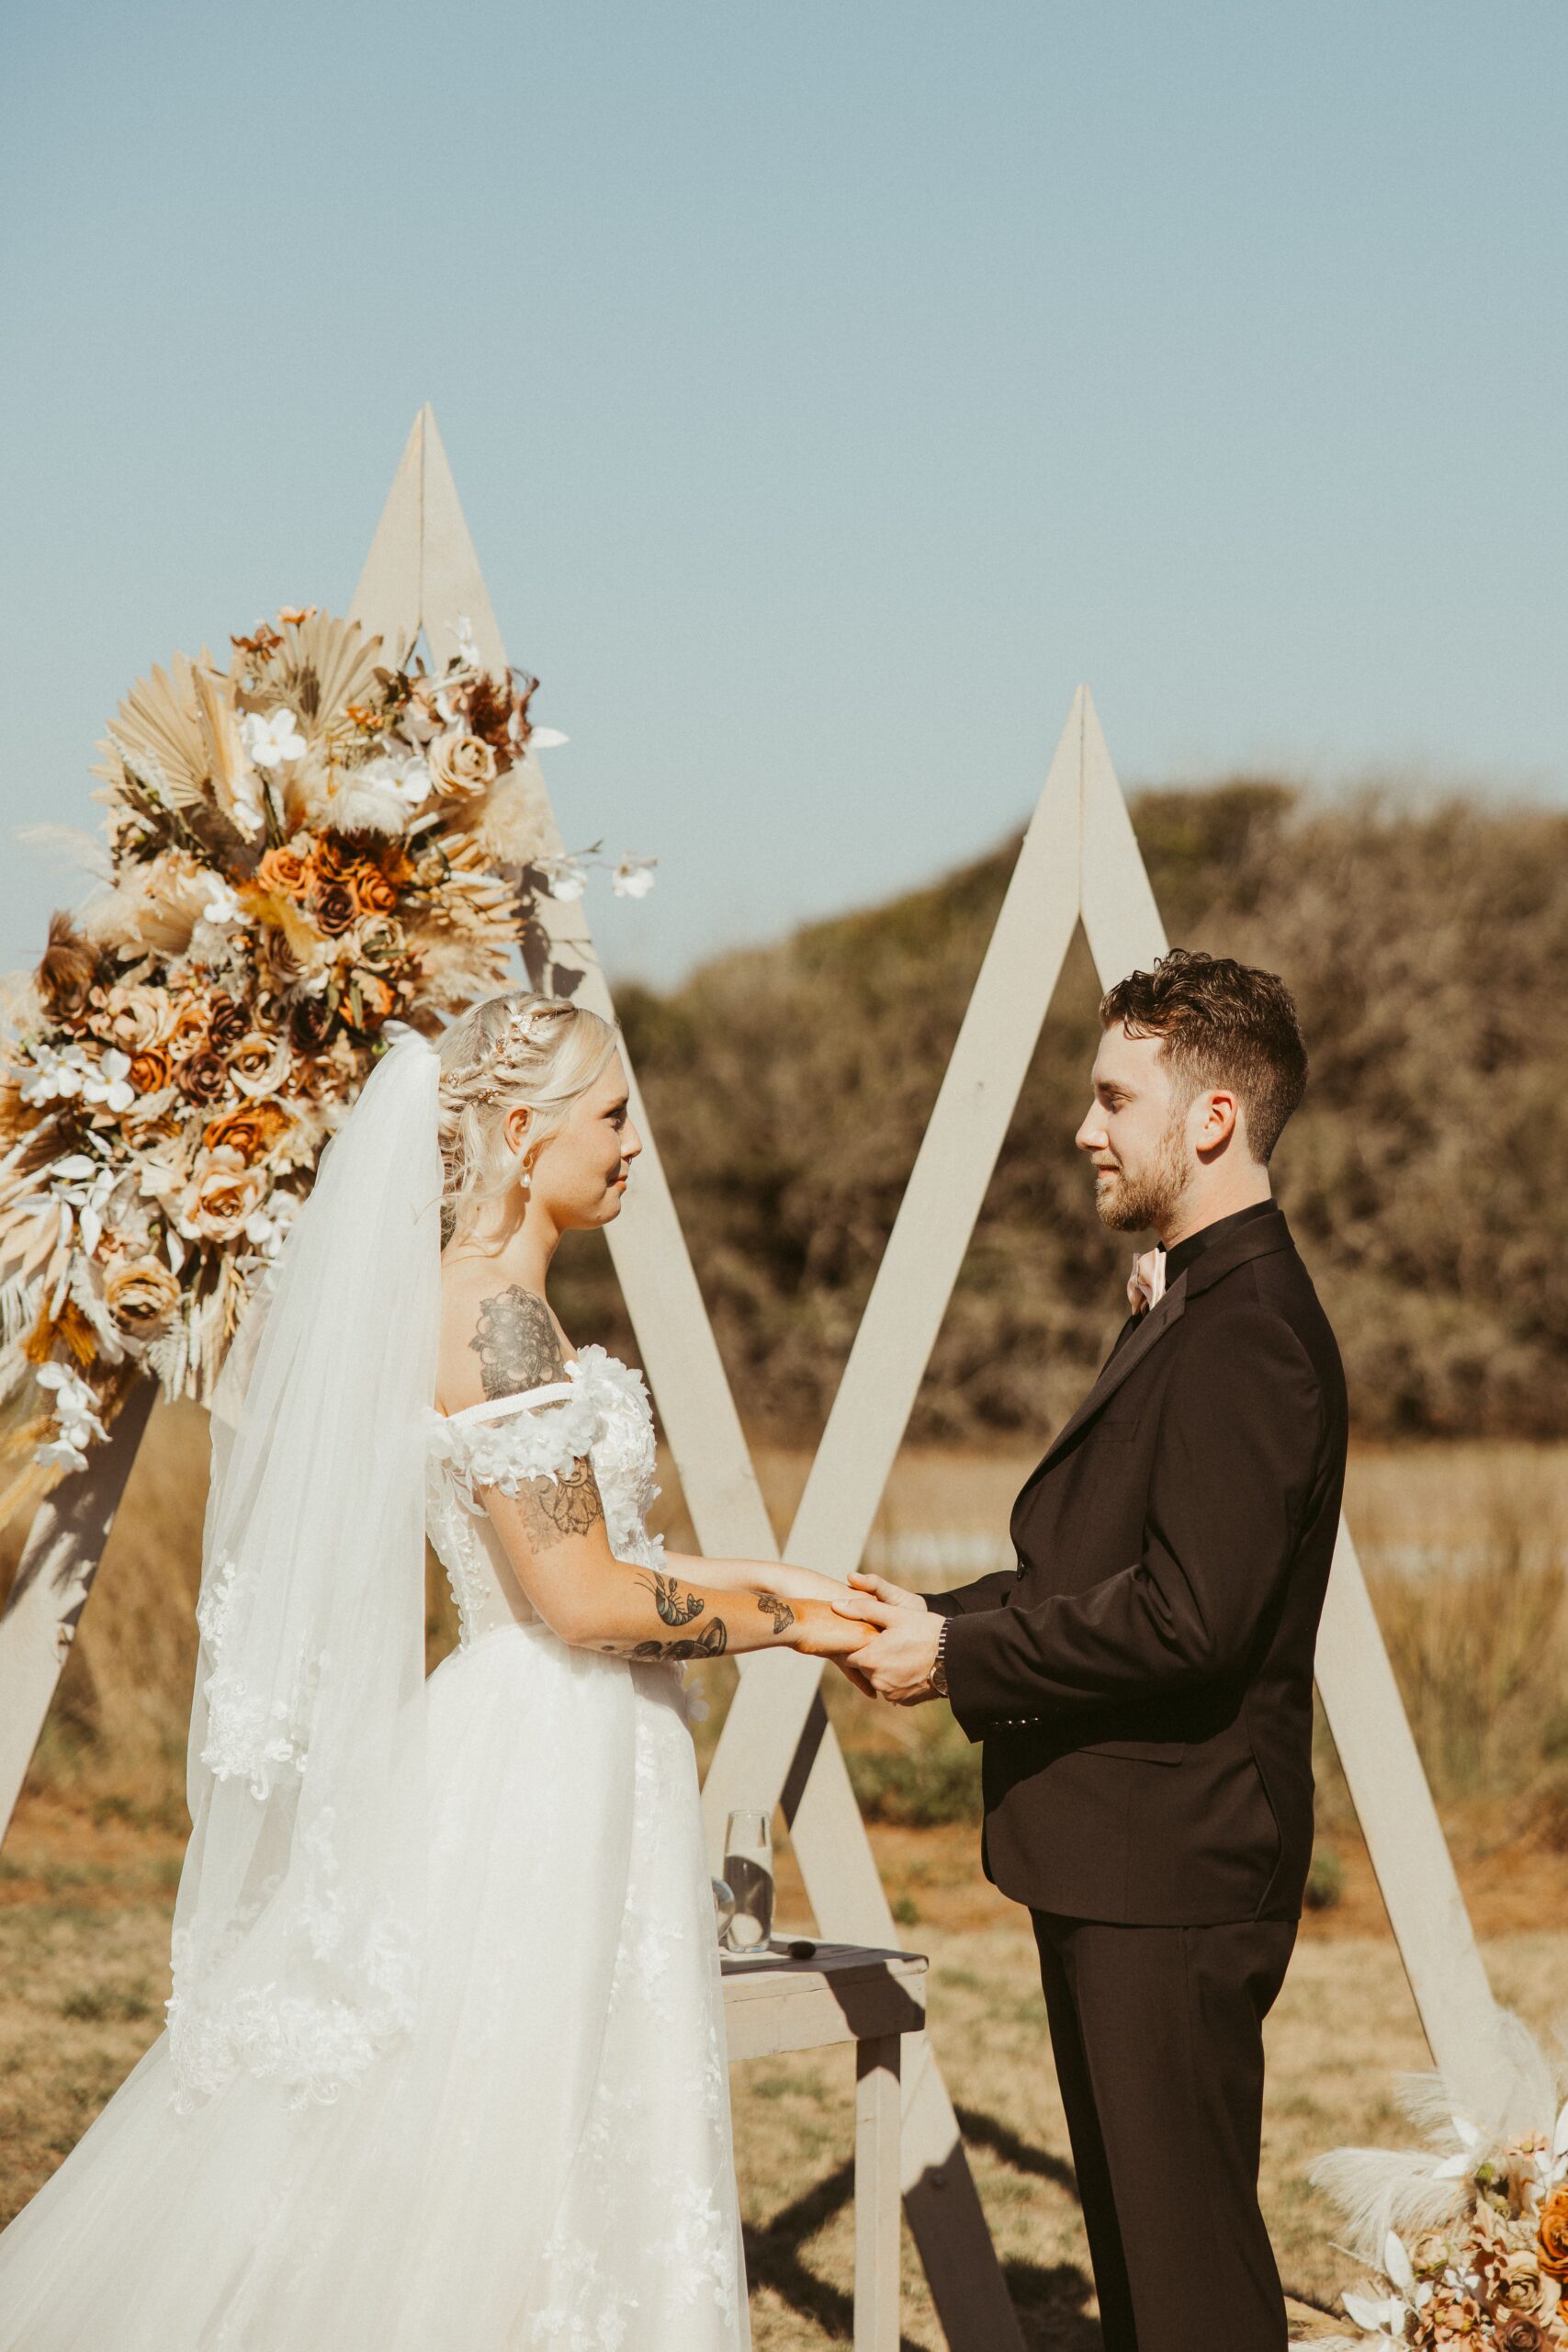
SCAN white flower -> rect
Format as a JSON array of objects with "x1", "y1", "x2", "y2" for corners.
[
  {"x1": 450, "y1": 615, "x2": 481, "y2": 672},
  {"x1": 50, "y1": 1153, "x2": 121, "y2": 1253},
  {"x1": 80, "y1": 1046, "x2": 135, "y2": 1115},
  {"x1": 202, "y1": 877, "x2": 241, "y2": 925},
  {"x1": 536, "y1": 854, "x2": 588, "y2": 903},
  {"x1": 21, "y1": 1042, "x2": 96, "y2": 1103},
  {"x1": 611, "y1": 855, "x2": 657, "y2": 900},
  {"x1": 529, "y1": 727, "x2": 570, "y2": 751},
  {"x1": 360, "y1": 752, "x2": 432, "y2": 808},
  {"x1": 18, "y1": 1045, "x2": 64, "y2": 1105},
  {"x1": 240, "y1": 708, "x2": 306, "y2": 768},
  {"x1": 33, "y1": 1359, "x2": 110, "y2": 1470},
  {"x1": 241, "y1": 1197, "x2": 295, "y2": 1259}
]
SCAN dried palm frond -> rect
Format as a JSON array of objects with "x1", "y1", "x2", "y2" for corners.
[
  {"x1": 189, "y1": 654, "x2": 265, "y2": 842},
  {"x1": 75, "y1": 852, "x2": 210, "y2": 957},
  {"x1": 93, "y1": 651, "x2": 213, "y2": 812},
  {"x1": 249, "y1": 611, "x2": 385, "y2": 744}
]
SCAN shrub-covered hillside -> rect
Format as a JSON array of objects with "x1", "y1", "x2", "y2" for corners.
[{"x1": 552, "y1": 784, "x2": 1568, "y2": 1445}]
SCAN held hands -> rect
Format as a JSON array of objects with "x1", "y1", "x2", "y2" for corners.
[
  {"x1": 789, "y1": 1598, "x2": 882, "y2": 1661},
  {"x1": 835, "y1": 1574, "x2": 942, "y2": 1706}
]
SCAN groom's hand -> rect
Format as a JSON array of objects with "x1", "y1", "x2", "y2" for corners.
[
  {"x1": 834, "y1": 1592, "x2": 942, "y2": 1705},
  {"x1": 847, "y1": 1571, "x2": 926, "y2": 1612}
]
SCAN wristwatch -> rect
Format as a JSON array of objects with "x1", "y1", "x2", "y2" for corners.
[{"x1": 929, "y1": 1614, "x2": 951, "y2": 1700}]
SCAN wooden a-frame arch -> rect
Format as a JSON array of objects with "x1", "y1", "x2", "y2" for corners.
[{"x1": 0, "y1": 405, "x2": 1513, "y2": 2346}]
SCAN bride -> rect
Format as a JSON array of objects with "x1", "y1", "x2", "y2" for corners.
[{"x1": 0, "y1": 989, "x2": 874, "y2": 2349}]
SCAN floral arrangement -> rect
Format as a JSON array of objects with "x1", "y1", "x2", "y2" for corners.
[
  {"x1": 0, "y1": 605, "x2": 651, "y2": 1510},
  {"x1": 1314, "y1": 2021, "x2": 1568, "y2": 2348}
]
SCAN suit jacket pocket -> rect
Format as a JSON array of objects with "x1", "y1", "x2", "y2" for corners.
[{"x1": 1073, "y1": 1736, "x2": 1187, "y2": 1765}]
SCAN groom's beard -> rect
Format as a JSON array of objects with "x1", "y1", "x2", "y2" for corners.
[{"x1": 1092, "y1": 1116, "x2": 1190, "y2": 1236}]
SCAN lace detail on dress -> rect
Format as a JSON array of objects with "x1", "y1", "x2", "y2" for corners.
[{"x1": 423, "y1": 1347, "x2": 670, "y2": 1650}]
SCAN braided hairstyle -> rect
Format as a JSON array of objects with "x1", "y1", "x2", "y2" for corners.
[{"x1": 436, "y1": 989, "x2": 619, "y2": 1249}]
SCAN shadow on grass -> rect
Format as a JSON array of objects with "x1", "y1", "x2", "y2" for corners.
[
  {"x1": 955, "y1": 2104, "x2": 1081, "y2": 2200},
  {"x1": 744, "y1": 2114, "x2": 1100, "y2": 2349},
  {"x1": 744, "y1": 2154, "x2": 928, "y2": 2349}
]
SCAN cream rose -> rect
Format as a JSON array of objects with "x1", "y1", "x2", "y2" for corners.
[
  {"x1": 427, "y1": 729, "x2": 497, "y2": 797},
  {"x1": 104, "y1": 1257, "x2": 182, "y2": 1335},
  {"x1": 227, "y1": 1030, "x2": 292, "y2": 1102},
  {"x1": 178, "y1": 1148, "x2": 269, "y2": 1243},
  {"x1": 101, "y1": 982, "x2": 175, "y2": 1053}
]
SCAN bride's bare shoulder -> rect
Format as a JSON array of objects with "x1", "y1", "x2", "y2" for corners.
[{"x1": 435, "y1": 1262, "x2": 572, "y2": 1413}]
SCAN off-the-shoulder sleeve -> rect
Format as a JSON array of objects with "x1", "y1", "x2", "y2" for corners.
[{"x1": 425, "y1": 1384, "x2": 608, "y2": 1517}]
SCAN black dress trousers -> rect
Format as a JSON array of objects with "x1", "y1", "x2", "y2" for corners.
[{"x1": 1031, "y1": 1910, "x2": 1297, "y2": 2352}]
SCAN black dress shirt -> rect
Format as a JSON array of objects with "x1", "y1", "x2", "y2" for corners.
[{"x1": 1159, "y1": 1195, "x2": 1277, "y2": 1288}]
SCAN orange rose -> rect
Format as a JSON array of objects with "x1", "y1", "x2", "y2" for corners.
[
  {"x1": 350, "y1": 863, "x2": 400, "y2": 917},
  {"x1": 1538, "y1": 2186, "x2": 1568, "y2": 2279},
  {"x1": 255, "y1": 845, "x2": 312, "y2": 899},
  {"x1": 127, "y1": 1046, "x2": 173, "y2": 1095},
  {"x1": 103, "y1": 1257, "x2": 182, "y2": 1336},
  {"x1": 202, "y1": 1102, "x2": 288, "y2": 1164}
]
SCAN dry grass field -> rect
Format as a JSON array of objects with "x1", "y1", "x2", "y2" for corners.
[{"x1": 5, "y1": 1407, "x2": 1568, "y2": 2345}]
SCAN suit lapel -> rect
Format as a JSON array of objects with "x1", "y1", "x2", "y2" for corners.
[
  {"x1": 1040, "y1": 1270, "x2": 1190, "y2": 1467},
  {"x1": 1014, "y1": 1206, "x2": 1298, "y2": 1518}
]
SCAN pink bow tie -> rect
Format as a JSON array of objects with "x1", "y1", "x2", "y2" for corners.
[{"x1": 1127, "y1": 1248, "x2": 1166, "y2": 1316}]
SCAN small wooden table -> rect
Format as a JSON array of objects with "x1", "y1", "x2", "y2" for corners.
[{"x1": 722, "y1": 1940, "x2": 929, "y2": 2352}]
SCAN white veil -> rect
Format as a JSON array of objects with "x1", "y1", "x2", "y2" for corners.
[{"x1": 165, "y1": 1023, "x2": 443, "y2": 2112}]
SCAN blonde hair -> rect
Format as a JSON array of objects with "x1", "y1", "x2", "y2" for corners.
[{"x1": 436, "y1": 990, "x2": 618, "y2": 1248}]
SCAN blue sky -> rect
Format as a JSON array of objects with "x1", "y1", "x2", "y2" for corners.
[{"x1": 3, "y1": 2, "x2": 1563, "y2": 987}]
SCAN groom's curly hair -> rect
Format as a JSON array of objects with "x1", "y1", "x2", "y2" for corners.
[{"x1": 1100, "y1": 949, "x2": 1308, "y2": 1164}]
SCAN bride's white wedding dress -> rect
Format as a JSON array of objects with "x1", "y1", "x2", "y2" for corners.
[{"x1": 0, "y1": 1344, "x2": 750, "y2": 2351}]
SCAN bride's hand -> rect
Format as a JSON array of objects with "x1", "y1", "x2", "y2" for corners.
[{"x1": 790, "y1": 1599, "x2": 881, "y2": 1658}]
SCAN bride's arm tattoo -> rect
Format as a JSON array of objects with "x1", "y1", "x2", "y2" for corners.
[
  {"x1": 518, "y1": 1456, "x2": 604, "y2": 1549},
  {"x1": 469, "y1": 1285, "x2": 564, "y2": 1400},
  {"x1": 601, "y1": 1618, "x2": 729, "y2": 1663},
  {"x1": 751, "y1": 1590, "x2": 795, "y2": 1636},
  {"x1": 642, "y1": 1570, "x2": 705, "y2": 1627}
]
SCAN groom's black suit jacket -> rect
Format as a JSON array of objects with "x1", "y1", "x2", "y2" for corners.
[{"x1": 929, "y1": 1202, "x2": 1348, "y2": 1926}]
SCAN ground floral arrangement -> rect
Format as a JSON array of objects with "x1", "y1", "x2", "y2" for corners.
[
  {"x1": 1315, "y1": 2024, "x2": 1568, "y2": 2348},
  {"x1": 0, "y1": 605, "x2": 650, "y2": 1511}
]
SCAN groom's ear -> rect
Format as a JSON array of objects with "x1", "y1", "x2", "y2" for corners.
[{"x1": 1192, "y1": 1085, "x2": 1244, "y2": 1161}]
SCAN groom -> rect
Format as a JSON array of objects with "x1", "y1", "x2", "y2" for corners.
[{"x1": 844, "y1": 948, "x2": 1348, "y2": 2352}]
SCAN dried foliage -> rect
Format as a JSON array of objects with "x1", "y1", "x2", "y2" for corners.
[{"x1": 0, "y1": 608, "x2": 564, "y2": 1507}]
